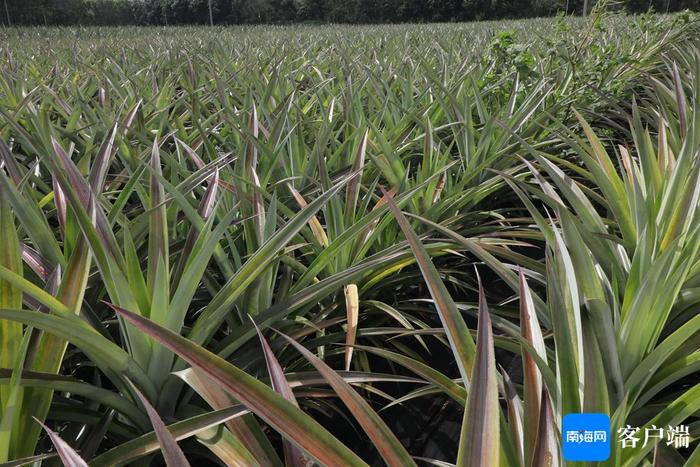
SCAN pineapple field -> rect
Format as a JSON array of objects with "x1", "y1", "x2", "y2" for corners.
[{"x1": 0, "y1": 10, "x2": 699, "y2": 466}]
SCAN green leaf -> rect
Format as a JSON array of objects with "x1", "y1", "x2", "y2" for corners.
[
  {"x1": 35, "y1": 418, "x2": 88, "y2": 467},
  {"x1": 457, "y1": 283, "x2": 499, "y2": 467},
  {"x1": 253, "y1": 323, "x2": 308, "y2": 467},
  {"x1": 530, "y1": 388, "x2": 559, "y2": 467},
  {"x1": 519, "y1": 271, "x2": 547, "y2": 467},
  {"x1": 128, "y1": 380, "x2": 190, "y2": 467},
  {"x1": 0, "y1": 179, "x2": 23, "y2": 425}
]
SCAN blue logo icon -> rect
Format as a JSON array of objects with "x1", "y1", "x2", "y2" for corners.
[{"x1": 562, "y1": 413, "x2": 611, "y2": 461}]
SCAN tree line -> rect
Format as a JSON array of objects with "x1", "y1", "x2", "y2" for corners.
[{"x1": 3, "y1": 0, "x2": 699, "y2": 26}]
